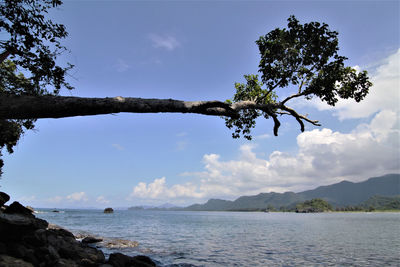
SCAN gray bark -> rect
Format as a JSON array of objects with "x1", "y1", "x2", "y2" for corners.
[{"x1": 0, "y1": 95, "x2": 256, "y2": 119}]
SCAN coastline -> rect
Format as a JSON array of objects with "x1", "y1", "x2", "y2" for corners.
[{"x1": 0, "y1": 192, "x2": 157, "y2": 267}]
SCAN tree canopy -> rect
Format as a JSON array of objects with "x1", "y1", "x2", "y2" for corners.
[{"x1": 0, "y1": 0, "x2": 372, "y2": 176}]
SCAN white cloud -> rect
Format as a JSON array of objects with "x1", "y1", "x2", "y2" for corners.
[
  {"x1": 96, "y1": 195, "x2": 110, "y2": 204},
  {"x1": 176, "y1": 132, "x2": 187, "y2": 137},
  {"x1": 148, "y1": 33, "x2": 180, "y2": 51},
  {"x1": 66, "y1": 192, "x2": 88, "y2": 202},
  {"x1": 114, "y1": 58, "x2": 130, "y2": 72},
  {"x1": 310, "y1": 49, "x2": 399, "y2": 120},
  {"x1": 112, "y1": 143, "x2": 124, "y2": 151},
  {"x1": 129, "y1": 109, "x2": 399, "y2": 203},
  {"x1": 19, "y1": 195, "x2": 36, "y2": 202},
  {"x1": 47, "y1": 196, "x2": 63, "y2": 203},
  {"x1": 255, "y1": 133, "x2": 270, "y2": 140},
  {"x1": 129, "y1": 177, "x2": 203, "y2": 201}
]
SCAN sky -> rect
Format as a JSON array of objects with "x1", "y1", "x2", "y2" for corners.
[{"x1": 1, "y1": 0, "x2": 399, "y2": 208}]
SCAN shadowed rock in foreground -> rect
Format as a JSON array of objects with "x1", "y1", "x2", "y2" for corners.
[{"x1": 0, "y1": 192, "x2": 156, "y2": 267}]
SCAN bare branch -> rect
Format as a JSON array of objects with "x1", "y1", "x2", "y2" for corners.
[
  {"x1": 281, "y1": 92, "x2": 308, "y2": 105},
  {"x1": 280, "y1": 104, "x2": 320, "y2": 132}
]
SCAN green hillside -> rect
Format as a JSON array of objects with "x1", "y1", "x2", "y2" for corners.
[{"x1": 184, "y1": 174, "x2": 400, "y2": 211}]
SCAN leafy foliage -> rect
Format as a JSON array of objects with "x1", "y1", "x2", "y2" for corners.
[
  {"x1": 0, "y1": 0, "x2": 73, "y2": 176},
  {"x1": 226, "y1": 15, "x2": 372, "y2": 139},
  {"x1": 295, "y1": 198, "x2": 333, "y2": 213}
]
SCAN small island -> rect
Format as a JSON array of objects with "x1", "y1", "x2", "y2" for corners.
[
  {"x1": 104, "y1": 207, "x2": 114, "y2": 214},
  {"x1": 295, "y1": 199, "x2": 333, "y2": 213}
]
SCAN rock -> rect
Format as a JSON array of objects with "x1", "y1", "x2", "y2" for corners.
[
  {"x1": 0, "y1": 254, "x2": 34, "y2": 267},
  {"x1": 53, "y1": 258, "x2": 79, "y2": 267},
  {"x1": 25, "y1": 206, "x2": 34, "y2": 213},
  {"x1": 132, "y1": 255, "x2": 157, "y2": 267},
  {"x1": 82, "y1": 236, "x2": 103, "y2": 244},
  {"x1": 0, "y1": 192, "x2": 10, "y2": 207},
  {"x1": 4, "y1": 202, "x2": 34, "y2": 217},
  {"x1": 104, "y1": 207, "x2": 114, "y2": 213},
  {"x1": 108, "y1": 253, "x2": 156, "y2": 267},
  {"x1": 105, "y1": 239, "x2": 139, "y2": 248},
  {"x1": 0, "y1": 193, "x2": 155, "y2": 267},
  {"x1": 0, "y1": 213, "x2": 48, "y2": 241}
]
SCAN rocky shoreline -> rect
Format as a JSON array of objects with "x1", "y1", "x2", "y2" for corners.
[{"x1": 0, "y1": 192, "x2": 156, "y2": 267}]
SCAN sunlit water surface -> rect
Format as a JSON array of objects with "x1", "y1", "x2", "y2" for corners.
[{"x1": 37, "y1": 210, "x2": 400, "y2": 266}]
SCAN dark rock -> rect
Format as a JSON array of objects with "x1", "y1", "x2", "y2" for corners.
[
  {"x1": 0, "y1": 254, "x2": 34, "y2": 267},
  {"x1": 104, "y1": 207, "x2": 114, "y2": 213},
  {"x1": 108, "y1": 253, "x2": 156, "y2": 267},
  {"x1": 107, "y1": 253, "x2": 132, "y2": 267},
  {"x1": 8, "y1": 243, "x2": 38, "y2": 266},
  {"x1": 0, "y1": 192, "x2": 10, "y2": 207},
  {"x1": 54, "y1": 258, "x2": 79, "y2": 267},
  {"x1": 0, "y1": 213, "x2": 48, "y2": 241},
  {"x1": 132, "y1": 255, "x2": 157, "y2": 267},
  {"x1": 0, "y1": 193, "x2": 154, "y2": 267},
  {"x1": 82, "y1": 236, "x2": 103, "y2": 244},
  {"x1": 25, "y1": 206, "x2": 34, "y2": 213},
  {"x1": 4, "y1": 202, "x2": 34, "y2": 217}
]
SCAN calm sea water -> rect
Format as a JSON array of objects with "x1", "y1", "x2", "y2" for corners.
[{"x1": 36, "y1": 210, "x2": 400, "y2": 266}]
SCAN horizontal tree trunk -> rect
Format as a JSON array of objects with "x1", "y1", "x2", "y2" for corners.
[{"x1": 0, "y1": 95, "x2": 263, "y2": 119}]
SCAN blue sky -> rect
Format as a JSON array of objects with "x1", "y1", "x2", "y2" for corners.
[{"x1": 1, "y1": 0, "x2": 399, "y2": 208}]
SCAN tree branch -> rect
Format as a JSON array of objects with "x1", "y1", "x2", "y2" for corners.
[
  {"x1": 0, "y1": 50, "x2": 11, "y2": 64},
  {"x1": 279, "y1": 104, "x2": 321, "y2": 132},
  {"x1": 0, "y1": 95, "x2": 278, "y2": 120},
  {"x1": 0, "y1": 95, "x2": 321, "y2": 136}
]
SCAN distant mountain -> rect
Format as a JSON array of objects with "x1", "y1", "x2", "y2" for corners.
[
  {"x1": 299, "y1": 174, "x2": 400, "y2": 206},
  {"x1": 184, "y1": 174, "x2": 400, "y2": 211}
]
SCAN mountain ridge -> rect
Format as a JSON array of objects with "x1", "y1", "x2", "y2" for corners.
[{"x1": 183, "y1": 174, "x2": 400, "y2": 211}]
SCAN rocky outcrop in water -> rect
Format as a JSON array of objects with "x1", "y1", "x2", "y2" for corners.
[
  {"x1": 0, "y1": 192, "x2": 156, "y2": 267},
  {"x1": 104, "y1": 208, "x2": 114, "y2": 214}
]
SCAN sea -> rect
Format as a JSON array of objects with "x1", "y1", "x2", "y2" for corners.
[{"x1": 36, "y1": 210, "x2": 400, "y2": 267}]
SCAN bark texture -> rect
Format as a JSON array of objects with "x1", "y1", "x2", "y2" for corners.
[
  {"x1": 0, "y1": 95, "x2": 264, "y2": 119},
  {"x1": 0, "y1": 95, "x2": 320, "y2": 136}
]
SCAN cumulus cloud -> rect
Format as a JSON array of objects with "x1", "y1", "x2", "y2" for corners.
[
  {"x1": 310, "y1": 49, "x2": 399, "y2": 120},
  {"x1": 96, "y1": 196, "x2": 110, "y2": 204},
  {"x1": 66, "y1": 192, "x2": 88, "y2": 202},
  {"x1": 129, "y1": 177, "x2": 203, "y2": 201},
  {"x1": 148, "y1": 33, "x2": 180, "y2": 51},
  {"x1": 129, "y1": 109, "x2": 399, "y2": 203}
]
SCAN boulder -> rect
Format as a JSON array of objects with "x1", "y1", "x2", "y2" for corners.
[
  {"x1": 104, "y1": 208, "x2": 114, "y2": 213},
  {"x1": 0, "y1": 254, "x2": 34, "y2": 267},
  {"x1": 4, "y1": 202, "x2": 34, "y2": 217},
  {"x1": 25, "y1": 206, "x2": 34, "y2": 213},
  {"x1": 107, "y1": 253, "x2": 156, "y2": 267},
  {"x1": 0, "y1": 193, "x2": 154, "y2": 267},
  {"x1": 0, "y1": 213, "x2": 48, "y2": 241},
  {"x1": 82, "y1": 236, "x2": 103, "y2": 244},
  {"x1": 0, "y1": 192, "x2": 10, "y2": 207}
]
